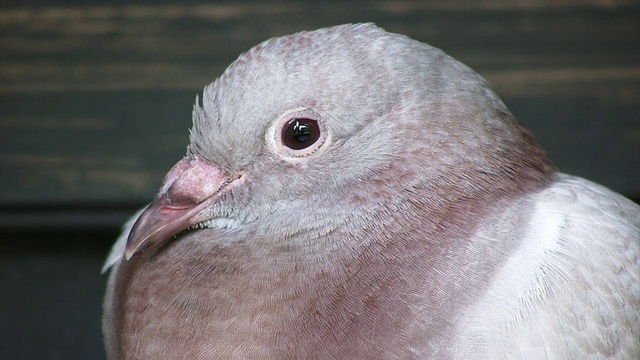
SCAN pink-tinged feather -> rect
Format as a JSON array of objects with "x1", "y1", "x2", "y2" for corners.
[{"x1": 102, "y1": 24, "x2": 639, "y2": 359}]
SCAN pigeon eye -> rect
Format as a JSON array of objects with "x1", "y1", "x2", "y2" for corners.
[
  {"x1": 281, "y1": 118, "x2": 321, "y2": 150},
  {"x1": 267, "y1": 109, "x2": 329, "y2": 160}
]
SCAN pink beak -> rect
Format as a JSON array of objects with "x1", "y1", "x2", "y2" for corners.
[{"x1": 125, "y1": 156, "x2": 229, "y2": 260}]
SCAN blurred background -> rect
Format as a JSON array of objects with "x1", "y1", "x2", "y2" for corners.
[{"x1": 1, "y1": 1, "x2": 638, "y2": 358}]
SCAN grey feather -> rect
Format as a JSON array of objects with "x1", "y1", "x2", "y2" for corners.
[{"x1": 103, "y1": 24, "x2": 639, "y2": 359}]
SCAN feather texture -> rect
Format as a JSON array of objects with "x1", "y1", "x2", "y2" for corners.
[{"x1": 103, "y1": 24, "x2": 639, "y2": 359}]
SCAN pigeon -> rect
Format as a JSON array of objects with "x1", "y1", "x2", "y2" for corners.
[{"x1": 102, "y1": 23, "x2": 640, "y2": 359}]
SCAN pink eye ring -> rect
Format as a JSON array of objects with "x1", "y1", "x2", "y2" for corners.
[{"x1": 267, "y1": 109, "x2": 329, "y2": 159}]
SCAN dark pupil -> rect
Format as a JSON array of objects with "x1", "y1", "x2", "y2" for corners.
[
  {"x1": 293, "y1": 122, "x2": 312, "y2": 142},
  {"x1": 282, "y1": 118, "x2": 320, "y2": 150}
]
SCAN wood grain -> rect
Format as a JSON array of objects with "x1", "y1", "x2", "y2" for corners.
[{"x1": 1, "y1": 1, "x2": 638, "y2": 225}]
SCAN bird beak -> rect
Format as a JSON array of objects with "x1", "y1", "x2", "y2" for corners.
[{"x1": 125, "y1": 156, "x2": 229, "y2": 260}]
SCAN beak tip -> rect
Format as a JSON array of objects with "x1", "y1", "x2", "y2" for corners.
[
  {"x1": 124, "y1": 225, "x2": 147, "y2": 261},
  {"x1": 124, "y1": 230, "x2": 149, "y2": 261},
  {"x1": 124, "y1": 249, "x2": 134, "y2": 261}
]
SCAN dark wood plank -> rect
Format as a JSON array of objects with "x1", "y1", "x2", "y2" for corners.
[
  {"x1": 0, "y1": 230, "x2": 111, "y2": 360},
  {"x1": 1, "y1": 90, "x2": 194, "y2": 204},
  {"x1": 1, "y1": 1, "x2": 638, "y2": 212}
]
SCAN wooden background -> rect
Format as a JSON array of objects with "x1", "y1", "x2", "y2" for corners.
[{"x1": 1, "y1": 1, "x2": 638, "y2": 359}]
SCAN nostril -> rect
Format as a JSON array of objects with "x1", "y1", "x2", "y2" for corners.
[{"x1": 159, "y1": 156, "x2": 227, "y2": 205}]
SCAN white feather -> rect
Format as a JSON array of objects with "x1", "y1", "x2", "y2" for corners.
[{"x1": 453, "y1": 174, "x2": 640, "y2": 359}]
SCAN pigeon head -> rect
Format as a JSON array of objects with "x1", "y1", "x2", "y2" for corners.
[{"x1": 125, "y1": 23, "x2": 554, "y2": 260}]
